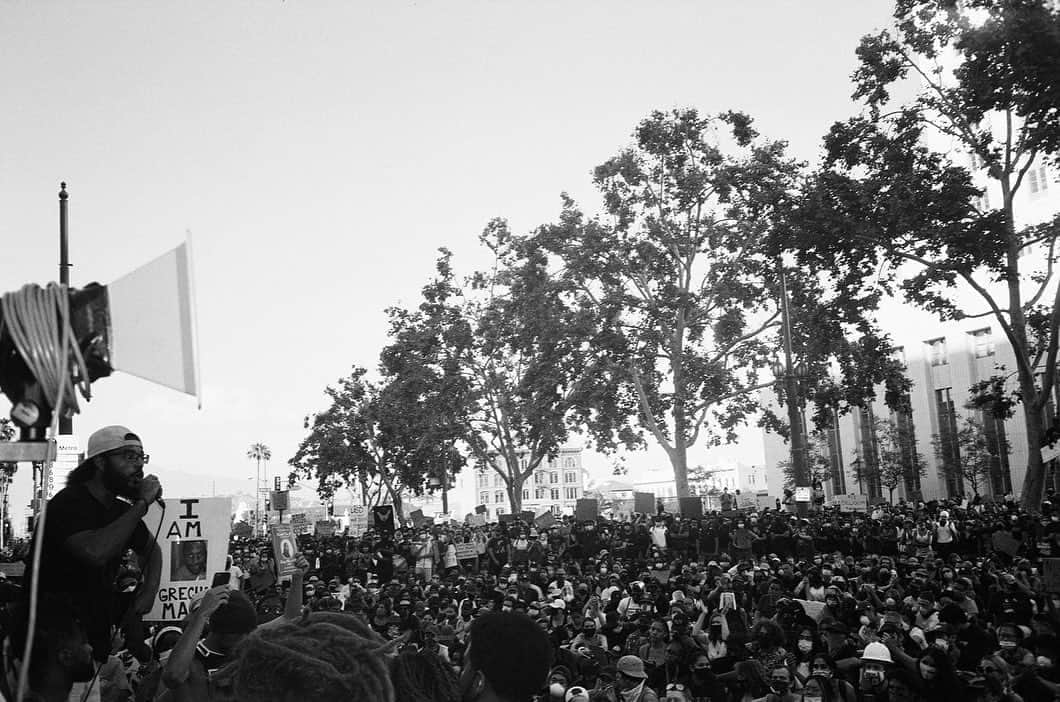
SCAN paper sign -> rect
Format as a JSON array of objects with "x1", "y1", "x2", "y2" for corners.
[
  {"x1": 634, "y1": 492, "x2": 654, "y2": 514},
  {"x1": 576, "y1": 499, "x2": 598, "y2": 522},
  {"x1": 475, "y1": 504, "x2": 487, "y2": 514},
  {"x1": 436, "y1": 512, "x2": 451, "y2": 523},
  {"x1": 794, "y1": 486, "x2": 811, "y2": 502},
  {"x1": 314, "y1": 520, "x2": 337, "y2": 537},
  {"x1": 349, "y1": 505, "x2": 369, "y2": 536},
  {"x1": 290, "y1": 513, "x2": 309, "y2": 535},
  {"x1": 736, "y1": 493, "x2": 757, "y2": 510},
  {"x1": 455, "y1": 543, "x2": 477, "y2": 560},
  {"x1": 1043, "y1": 559, "x2": 1060, "y2": 593},
  {"x1": 372, "y1": 505, "x2": 396, "y2": 532},
  {"x1": 832, "y1": 494, "x2": 868, "y2": 512},
  {"x1": 141, "y1": 497, "x2": 232, "y2": 621},
  {"x1": 271, "y1": 524, "x2": 298, "y2": 577},
  {"x1": 498, "y1": 514, "x2": 516, "y2": 523},
  {"x1": 520, "y1": 510, "x2": 535, "y2": 523},
  {"x1": 535, "y1": 511, "x2": 557, "y2": 529},
  {"x1": 468, "y1": 514, "x2": 486, "y2": 527},
  {"x1": 679, "y1": 496, "x2": 703, "y2": 518},
  {"x1": 410, "y1": 509, "x2": 425, "y2": 527}
]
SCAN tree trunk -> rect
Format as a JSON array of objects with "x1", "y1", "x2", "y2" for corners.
[
  {"x1": 507, "y1": 473, "x2": 524, "y2": 514},
  {"x1": 670, "y1": 444, "x2": 690, "y2": 499},
  {"x1": 1020, "y1": 397, "x2": 1047, "y2": 512}
]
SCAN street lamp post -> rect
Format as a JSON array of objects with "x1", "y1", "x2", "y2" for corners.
[{"x1": 772, "y1": 262, "x2": 810, "y2": 517}]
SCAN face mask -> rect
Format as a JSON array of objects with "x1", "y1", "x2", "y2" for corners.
[
  {"x1": 862, "y1": 670, "x2": 884, "y2": 685},
  {"x1": 1000, "y1": 640, "x2": 1018, "y2": 649},
  {"x1": 1038, "y1": 656, "x2": 1053, "y2": 668},
  {"x1": 770, "y1": 682, "x2": 790, "y2": 694},
  {"x1": 860, "y1": 616, "x2": 871, "y2": 626},
  {"x1": 693, "y1": 665, "x2": 709, "y2": 674},
  {"x1": 934, "y1": 639, "x2": 949, "y2": 652},
  {"x1": 798, "y1": 640, "x2": 813, "y2": 653},
  {"x1": 811, "y1": 667, "x2": 831, "y2": 679},
  {"x1": 803, "y1": 697, "x2": 822, "y2": 702},
  {"x1": 549, "y1": 683, "x2": 567, "y2": 698}
]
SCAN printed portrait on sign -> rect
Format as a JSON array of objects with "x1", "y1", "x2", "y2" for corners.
[{"x1": 171, "y1": 540, "x2": 208, "y2": 581}]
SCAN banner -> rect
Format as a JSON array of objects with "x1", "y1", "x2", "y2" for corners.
[
  {"x1": 142, "y1": 497, "x2": 231, "y2": 621},
  {"x1": 576, "y1": 499, "x2": 598, "y2": 522},
  {"x1": 794, "y1": 486, "x2": 811, "y2": 502},
  {"x1": 831, "y1": 494, "x2": 868, "y2": 512},
  {"x1": 348, "y1": 505, "x2": 369, "y2": 536},
  {"x1": 290, "y1": 513, "x2": 309, "y2": 535},
  {"x1": 679, "y1": 496, "x2": 703, "y2": 518},
  {"x1": 634, "y1": 492, "x2": 654, "y2": 514},
  {"x1": 455, "y1": 543, "x2": 477, "y2": 560},
  {"x1": 271, "y1": 523, "x2": 298, "y2": 578},
  {"x1": 314, "y1": 520, "x2": 337, "y2": 537}
]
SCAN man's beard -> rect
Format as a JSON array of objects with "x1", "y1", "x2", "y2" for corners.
[{"x1": 102, "y1": 465, "x2": 139, "y2": 500}]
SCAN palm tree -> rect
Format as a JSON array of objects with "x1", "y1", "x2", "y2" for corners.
[{"x1": 247, "y1": 443, "x2": 271, "y2": 537}]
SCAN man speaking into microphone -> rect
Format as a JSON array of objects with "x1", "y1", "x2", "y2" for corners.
[{"x1": 27, "y1": 425, "x2": 163, "y2": 663}]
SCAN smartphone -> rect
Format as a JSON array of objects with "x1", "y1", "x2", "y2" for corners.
[
  {"x1": 211, "y1": 572, "x2": 232, "y2": 588},
  {"x1": 720, "y1": 592, "x2": 736, "y2": 610}
]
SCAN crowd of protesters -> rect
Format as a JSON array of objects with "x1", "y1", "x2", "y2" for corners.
[{"x1": 7, "y1": 454, "x2": 1060, "y2": 702}]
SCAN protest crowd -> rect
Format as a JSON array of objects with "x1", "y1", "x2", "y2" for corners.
[{"x1": 5, "y1": 426, "x2": 1060, "y2": 702}]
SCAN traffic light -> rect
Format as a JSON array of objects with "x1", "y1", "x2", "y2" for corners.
[
  {"x1": 274, "y1": 476, "x2": 281, "y2": 491},
  {"x1": 265, "y1": 500, "x2": 271, "y2": 512}
]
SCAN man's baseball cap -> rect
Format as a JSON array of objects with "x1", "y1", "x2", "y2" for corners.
[
  {"x1": 617, "y1": 655, "x2": 647, "y2": 678},
  {"x1": 82, "y1": 426, "x2": 142, "y2": 464}
]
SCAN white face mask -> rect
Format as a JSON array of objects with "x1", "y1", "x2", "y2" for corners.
[
  {"x1": 798, "y1": 640, "x2": 813, "y2": 653},
  {"x1": 549, "y1": 683, "x2": 567, "y2": 698}
]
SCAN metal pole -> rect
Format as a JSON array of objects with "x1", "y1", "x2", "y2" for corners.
[
  {"x1": 778, "y1": 263, "x2": 808, "y2": 517},
  {"x1": 58, "y1": 184, "x2": 72, "y2": 436},
  {"x1": 256, "y1": 458, "x2": 261, "y2": 538}
]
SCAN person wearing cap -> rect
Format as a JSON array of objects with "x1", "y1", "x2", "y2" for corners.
[
  {"x1": 600, "y1": 655, "x2": 659, "y2": 702},
  {"x1": 28, "y1": 425, "x2": 164, "y2": 664}
]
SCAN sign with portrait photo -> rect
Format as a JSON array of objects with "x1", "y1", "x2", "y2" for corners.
[{"x1": 141, "y1": 497, "x2": 231, "y2": 622}]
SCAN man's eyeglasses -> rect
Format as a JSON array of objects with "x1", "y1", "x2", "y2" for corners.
[{"x1": 116, "y1": 450, "x2": 149, "y2": 464}]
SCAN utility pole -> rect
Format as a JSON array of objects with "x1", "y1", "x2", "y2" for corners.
[
  {"x1": 58, "y1": 183, "x2": 72, "y2": 437},
  {"x1": 775, "y1": 262, "x2": 809, "y2": 517}
]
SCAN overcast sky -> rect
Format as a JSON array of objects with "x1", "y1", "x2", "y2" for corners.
[{"x1": 0, "y1": 0, "x2": 895, "y2": 522}]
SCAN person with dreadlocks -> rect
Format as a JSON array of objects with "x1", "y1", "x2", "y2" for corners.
[
  {"x1": 208, "y1": 610, "x2": 396, "y2": 701},
  {"x1": 390, "y1": 648, "x2": 462, "y2": 702}
]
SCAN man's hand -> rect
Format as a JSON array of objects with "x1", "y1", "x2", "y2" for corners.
[
  {"x1": 138, "y1": 474, "x2": 162, "y2": 504},
  {"x1": 295, "y1": 553, "x2": 310, "y2": 575},
  {"x1": 195, "y1": 586, "x2": 230, "y2": 618}
]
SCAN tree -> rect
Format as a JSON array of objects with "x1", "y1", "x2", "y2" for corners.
[
  {"x1": 246, "y1": 442, "x2": 271, "y2": 536},
  {"x1": 933, "y1": 414, "x2": 1011, "y2": 497},
  {"x1": 381, "y1": 229, "x2": 606, "y2": 514},
  {"x1": 289, "y1": 368, "x2": 414, "y2": 519},
  {"x1": 778, "y1": 434, "x2": 834, "y2": 491},
  {"x1": 787, "y1": 0, "x2": 1060, "y2": 510},
  {"x1": 875, "y1": 417, "x2": 927, "y2": 504},
  {"x1": 538, "y1": 109, "x2": 906, "y2": 499}
]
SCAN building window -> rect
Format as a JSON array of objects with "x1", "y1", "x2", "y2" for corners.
[
  {"x1": 522, "y1": 489, "x2": 530, "y2": 500},
  {"x1": 935, "y1": 388, "x2": 963, "y2": 498},
  {"x1": 551, "y1": 488, "x2": 560, "y2": 501},
  {"x1": 535, "y1": 472, "x2": 546, "y2": 484},
  {"x1": 519, "y1": 457, "x2": 528, "y2": 470},
  {"x1": 564, "y1": 487, "x2": 579, "y2": 500},
  {"x1": 564, "y1": 471, "x2": 577, "y2": 484},
  {"x1": 892, "y1": 346, "x2": 906, "y2": 366},
  {"x1": 564, "y1": 457, "x2": 576, "y2": 468},
  {"x1": 536, "y1": 487, "x2": 547, "y2": 500},
  {"x1": 926, "y1": 338, "x2": 947, "y2": 366},
  {"x1": 478, "y1": 473, "x2": 489, "y2": 488},
  {"x1": 982, "y1": 411, "x2": 1012, "y2": 495},
  {"x1": 970, "y1": 328, "x2": 995, "y2": 358},
  {"x1": 1029, "y1": 165, "x2": 1050, "y2": 195},
  {"x1": 550, "y1": 472, "x2": 559, "y2": 484},
  {"x1": 479, "y1": 491, "x2": 489, "y2": 505},
  {"x1": 494, "y1": 490, "x2": 505, "y2": 504}
]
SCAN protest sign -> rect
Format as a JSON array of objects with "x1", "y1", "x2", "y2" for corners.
[
  {"x1": 290, "y1": 513, "x2": 309, "y2": 535},
  {"x1": 498, "y1": 514, "x2": 516, "y2": 523},
  {"x1": 520, "y1": 510, "x2": 535, "y2": 524},
  {"x1": 348, "y1": 506, "x2": 368, "y2": 536},
  {"x1": 1043, "y1": 559, "x2": 1060, "y2": 593},
  {"x1": 576, "y1": 499, "x2": 598, "y2": 522},
  {"x1": 314, "y1": 520, "x2": 337, "y2": 537},
  {"x1": 735, "y1": 493, "x2": 757, "y2": 511},
  {"x1": 271, "y1": 523, "x2": 298, "y2": 578},
  {"x1": 468, "y1": 514, "x2": 486, "y2": 527},
  {"x1": 142, "y1": 497, "x2": 231, "y2": 621},
  {"x1": 633, "y1": 492, "x2": 654, "y2": 514},
  {"x1": 535, "y1": 511, "x2": 556, "y2": 529},
  {"x1": 455, "y1": 543, "x2": 478, "y2": 560},
  {"x1": 410, "y1": 509, "x2": 425, "y2": 528},
  {"x1": 372, "y1": 505, "x2": 396, "y2": 533},
  {"x1": 436, "y1": 513, "x2": 451, "y2": 523},
  {"x1": 679, "y1": 496, "x2": 703, "y2": 518},
  {"x1": 832, "y1": 494, "x2": 869, "y2": 512},
  {"x1": 475, "y1": 504, "x2": 487, "y2": 514},
  {"x1": 794, "y1": 486, "x2": 811, "y2": 502}
]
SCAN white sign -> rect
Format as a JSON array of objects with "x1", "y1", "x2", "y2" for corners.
[
  {"x1": 48, "y1": 434, "x2": 82, "y2": 499},
  {"x1": 794, "y1": 486, "x2": 811, "y2": 502},
  {"x1": 349, "y1": 505, "x2": 369, "y2": 536},
  {"x1": 831, "y1": 493, "x2": 869, "y2": 512},
  {"x1": 141, "y1": 497, "x2": 232, "y2": 621}
]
